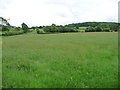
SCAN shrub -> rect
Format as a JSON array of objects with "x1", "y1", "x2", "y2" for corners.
[
  {"x1": 2, "y1": 26, "x2": 9, "y2": 31},
  {"x1": 94, "y1": 26, "x2": 102, "y2": 32},
  {"x1": 80, "y1": 30, "x2": 85, "y2": 32},
  {"x1": 85, "y1": 26, "x2": 95, "y2": 32},
  {"x1": 36, "y1": 29, "x2": 45, "y2": 34},
  {"x1": 15, "y1": 27, "x2": 21, "y2": 31},
  {"x1": 102, "y1": 28, "x2": 110, "y2": 32},
  {"x1": 2, "y1": 30, "x2": 24, "y2": 36},
  {"x1": 43, "y1": 25, "x2": 78, "y2": 33}
]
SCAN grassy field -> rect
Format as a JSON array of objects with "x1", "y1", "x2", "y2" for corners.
[
  {"x1": 0, "y1": 35, "x2": 2, "y2": 89},
  {"x1": 2, "y1": 32, "x2": 118, "y2": 88}
]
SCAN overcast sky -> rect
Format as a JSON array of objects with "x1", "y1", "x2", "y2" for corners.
[{"x1": 0, "y1": 0, "x2": 119, "y2": 27}]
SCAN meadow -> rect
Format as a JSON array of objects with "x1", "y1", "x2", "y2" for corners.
[
  {"x1": 0, "y1": 35, "x2": 2, "y2": 89},
  {"x1": 2, "y1": 32, "x2": 118, "y2": 88}
]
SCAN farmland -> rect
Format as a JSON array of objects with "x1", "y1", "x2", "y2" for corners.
[{"x1": 2, "y1": 32, "x2": 118, "y2": 88}]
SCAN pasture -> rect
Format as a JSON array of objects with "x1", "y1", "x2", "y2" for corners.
[
  {"x1": 0, "y1": 35, "x2": 2, "y2": 89},
  {"x1": 2, "y1": 32, "x2": 118, "y2": 88}
]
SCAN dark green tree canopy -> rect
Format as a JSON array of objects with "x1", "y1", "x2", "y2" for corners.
[{"x1": 21, "y1": 23, "x2": 29, "y2": 33}]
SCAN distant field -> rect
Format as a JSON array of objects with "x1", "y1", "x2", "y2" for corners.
[{"x1": 2, "y1": 32, "x2": 118, "y2": 88}]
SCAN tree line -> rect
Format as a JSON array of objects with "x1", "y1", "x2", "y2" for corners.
[
  {"x1": 1, "y1": 18, "x2": 120, "y2": 36},
  {"x1": 63, "y1": 22, "x2": 119, "y2": 32},
  {"x1": 34, "y1": 22, "x2": 120, "y2": 34}
]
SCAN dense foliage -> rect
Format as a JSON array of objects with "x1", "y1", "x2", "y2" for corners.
[
  {"x1": 1, "y1": 22, "x2": 120, "y2": 36},
  {"x1": 2, "y1": 27, "x2": 24, "y2": 36},
  {"x1": 66, "y1": 22, "x2": 119, "y2": 32},
  {"x1": 2, "y1": 26, "x2": 10, "y2": 31},
  {"x1": 34, "y1": 22, "x2": 120, "y2": 34},
  {"x1": 43, "y1": 24, "x2": 78, "y2": 33},
  {"x1": 21, "y1": 23, "x2": 29, "y2": 33}
]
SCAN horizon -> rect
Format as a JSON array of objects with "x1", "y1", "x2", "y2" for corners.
[
  {"x1": 0, "y1": 0, "x2": 119, "y2": 27},
  {"x1": 0, "y1": 18, "x2": 119, "y2": 28}
]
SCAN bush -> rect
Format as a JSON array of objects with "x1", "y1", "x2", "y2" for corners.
[
  {"x1": 2, "y1": 30, "x2": 24, "y2": 36},
  {"x1": 15, "y1": 27, "x2": 21, "y2": 31},
  {"x1": 94, "y1": 26, "x2": 102, "y2": 32},
  {"x1": 43, "y1": 25, "x2": 78, "y2": 33},
  {"x1": 85, "y1": 26, "x2": 95, "y2": 32},
  {"x1": 102, "y1": 28, "x2": 110, "y2": 32},
  {"x1": 78, "y1": 27, "x2": 86, "y2": 32},
  {"x1": 80, "y1": 30, "x2": 85, "y2": 32},
  {"x1": 36, "y1": 29, "x2": 45, "y2": 34},
  {"x1": 86, "y1": 26, "x2": 103, "y2": 32},
  {"x1": 2, "y1": 26, "x2": 9, "y2": 31}
]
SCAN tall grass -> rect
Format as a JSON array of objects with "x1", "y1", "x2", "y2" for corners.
[
  {"x1": 2, "y1": 32, "x2": 118, "y2": 88},
  {"x1": 0, "y1": 35, "x2": 2, "y2": 89}
]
